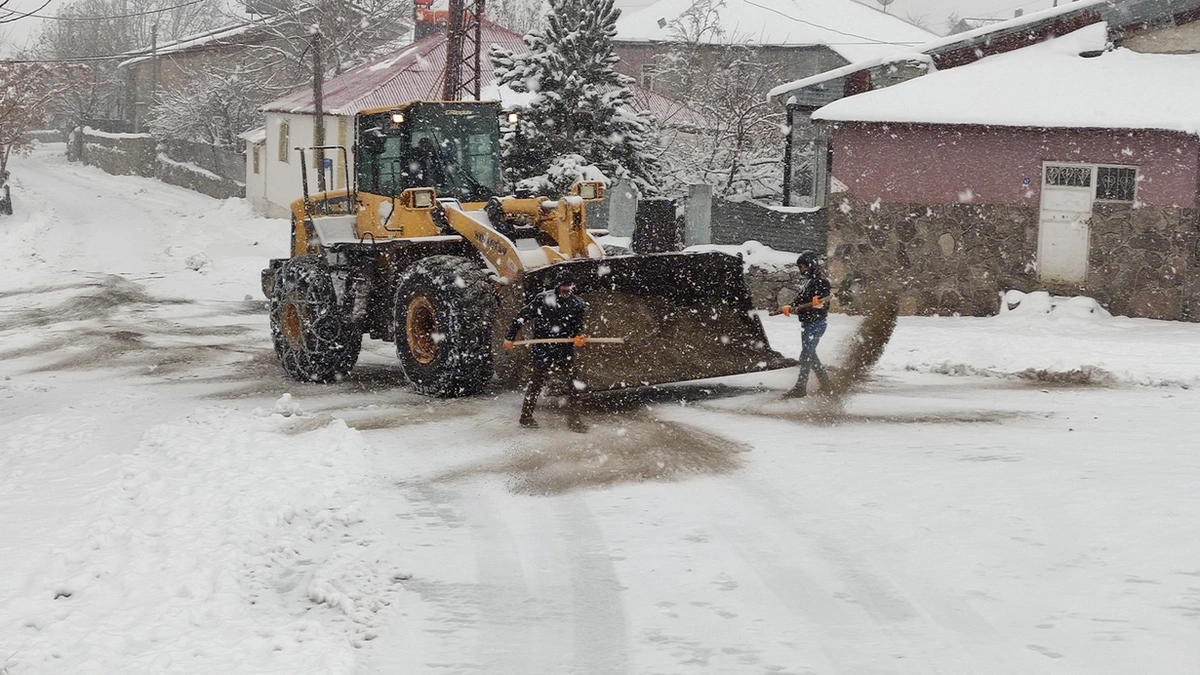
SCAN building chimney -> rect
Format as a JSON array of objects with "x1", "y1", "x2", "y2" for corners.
[{"x1": 414, "y1": 0, "x2": 444, "y2": 40}]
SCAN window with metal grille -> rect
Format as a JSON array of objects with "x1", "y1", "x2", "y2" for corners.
[
  {"x1": 1045, "y1": 165, "x2": 1091, "y2": 187},
  {"x1": 1096, "y1": 166, "x2": 1137, "y2": 202}
]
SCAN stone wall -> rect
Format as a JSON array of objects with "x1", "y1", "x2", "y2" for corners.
[
  {"x1": 156, "y1": 156, "x2": 246, "y2": 200},
  {"x1": 712, "y1": 198, "x2": 827, "y2": 253},
  {"x1": 744, "y1": 265, "x2": 805, "y2": 310},
  {"x1": 159, "y1": 139, "x2": 246, "y2": 184},
  {"x1": 1090, "y1": 203, "x2": 1200, "y2": 320},
  {"x1": 81, "y1": 129, "x2": 155, "y2": 177},
  {"x1": 828, "y1": 196, "x2": 1200, "y2": 320},
  {"x1": 80, "y1": 129, "x2": 246, "y2": 199}
]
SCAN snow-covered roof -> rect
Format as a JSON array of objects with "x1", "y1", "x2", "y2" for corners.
[
  {"x1": 117, "y1": 4, "x2": 374, "y2": 69},
  {"x1": 916, "y1": 0, "x2": 1105, "y2": 55},
  {"x1": 766, "y1": 0, "x2": 1107, "y2": 101},
  {"x1": 118, "y1": 22, "x2": 261, "y2": 68},
  {"x1": 262, "y1": 20, "x2": 710, "y2": 129},
  {"x1": 812, "y1": 23, "x2": 1200, "y2": 136},
  {"x1": 239, "y1": 127, "x2": 267, "y2": 144},
  {"x1": 613, "y1": 0, "x2": 934, "y2": 62}
]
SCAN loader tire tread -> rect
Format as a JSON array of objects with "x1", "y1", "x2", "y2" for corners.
[
  {"x1": 270, "y1": 255, "x2": 362, "y2": 383},
  {"x1": 394, "y1": 255, "x2": 497, "y2": 397}
]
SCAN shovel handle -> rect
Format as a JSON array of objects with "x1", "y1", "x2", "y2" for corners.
[
  {"x1": 769, "y1": 296, "x2": 830, "y2": 317},
  {"x1": 510, "y1": 337, "x2": 626, "y2": 346}
]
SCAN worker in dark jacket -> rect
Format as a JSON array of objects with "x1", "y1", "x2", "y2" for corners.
[
  {"x1": 781, "y1": 250, "x2": 832, "y2": 398},
  {"x1": 503, "y1": 269, "x2": 589, "y2": 432}
]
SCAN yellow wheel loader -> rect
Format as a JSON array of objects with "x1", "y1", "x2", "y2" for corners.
[{"x1": 262, "y1": 100, "x2": 790, "y2": 396}]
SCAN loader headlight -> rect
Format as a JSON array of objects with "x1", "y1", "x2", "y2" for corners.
[
  {"x1": 411, "y1": 188, "x2": 435, "y2": 209},
  {"x1": 575, "y1": 181, "x2": 603, "y2": 201}
]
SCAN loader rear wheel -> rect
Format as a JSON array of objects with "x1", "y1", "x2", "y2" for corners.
[
  {"x1": 394, "y1": 255, "x2": 497, "y2": 397},
  {"x1": 270, "y1": 255, "x2": 362, "y2": 382}
]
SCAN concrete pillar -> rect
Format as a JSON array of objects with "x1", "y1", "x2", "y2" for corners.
[
  {"x1": 607, "y1": 178, "x2": 637, "y2": 238},
  {"x1": 684, "y1": 183, "x2": 713, "y2": 246}
]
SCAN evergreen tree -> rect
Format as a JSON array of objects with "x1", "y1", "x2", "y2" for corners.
[{"x1": 490, "y1": 0, "x2": 664, "y2": 197}]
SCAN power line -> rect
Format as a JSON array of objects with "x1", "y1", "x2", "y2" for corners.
[
  {"x1": 740, "y1": 0, "x2": 922, "y2": 47},
  {"x1": 0, "y1": 36, "x2": 277, "y2": 64},
  {"x1": 0, "y1": 0, "x2": 211, "y2": 23},
  {"x1": 0, "y1": 0, "x2": 50, "y2": 25}
]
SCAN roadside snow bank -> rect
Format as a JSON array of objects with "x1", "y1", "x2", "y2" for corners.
[
  {"x1": 878, "y1": 293, "x2": 1200, "y2": 387},
  {"x1": 999, "y1": 290, "x2": 1111, "y2": 319},
  {"x1": 764, "y1": 290, "x2": 1200, "y2": 388},
  {"x1": 1, "y1": 399, "x2": 404, "y2": 675}
]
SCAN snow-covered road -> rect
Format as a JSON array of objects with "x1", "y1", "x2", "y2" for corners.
[{"x1": 2, "y1": 145, "x2": 1199, "y2": 674}]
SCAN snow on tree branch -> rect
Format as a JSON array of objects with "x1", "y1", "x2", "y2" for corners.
[{"x1": 490, "y1": 0, "x2": 665, "y2": 198}]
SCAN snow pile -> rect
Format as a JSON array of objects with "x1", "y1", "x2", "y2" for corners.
[
  {"x1": 685, "y1": 240, "x2": 799, "y2": 271},
  {"x1": 998, "y1": 290, "x2": 1112, "y2": 320},
  {"x1": 882, "y1": 294, "x2": 1199, "y2": 387},
  {"x1": 0, "y1": 402, "x2": 405, "y2": 674}
]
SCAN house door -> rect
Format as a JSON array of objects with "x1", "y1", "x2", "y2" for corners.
[{"x1": 1038, "y1": 164, "x2": 1094, "y2": 284}]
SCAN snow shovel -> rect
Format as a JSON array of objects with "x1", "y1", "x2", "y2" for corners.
[{"x1": 768, "y1": 296, "x2": 831, "y2": 317}]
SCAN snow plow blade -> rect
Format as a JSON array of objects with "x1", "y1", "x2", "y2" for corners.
[{"x1": 504, "y1": 251, "x2": 793, "y2": 391}]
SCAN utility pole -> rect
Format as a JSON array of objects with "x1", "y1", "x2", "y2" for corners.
[
  {"x1": 148, "y1": 22, "x2": 158, "y2": 132},
  {"x1": 443, "y1": 0, "x2": 486, "y2": 101},
  {"x1": 312, "y1": 30, "x2": 326, "y2": 193}
]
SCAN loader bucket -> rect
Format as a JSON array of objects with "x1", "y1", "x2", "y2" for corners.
[{"x1": 500, "y1": 251, "x2": 794, "y2": 391}]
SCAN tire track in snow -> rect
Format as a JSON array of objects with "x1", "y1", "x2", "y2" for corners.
[
  {"x1": 711, "y1": 476, "x2": 990, "y2": 675},
  {"x1": 555, "y1": 494, "x2": 630, "y2": 675},
  {"x1": 464, "y1": 486, "x2": 569, "y2": 674},
  {"x1": 655, "y1": 406, "x2": 996, "y2": 674}
]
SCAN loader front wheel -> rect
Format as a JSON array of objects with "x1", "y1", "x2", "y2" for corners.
[
  {"x1": 270, "y1": 255, "x2": 362, "y2": 382},
  {"x1": 394, "y1": 255, "x2": 496, "y2": 397}
]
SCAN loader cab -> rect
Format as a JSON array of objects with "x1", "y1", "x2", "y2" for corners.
[{"x1": 356, "y1": 101, "x2": 503, "y2": 204}]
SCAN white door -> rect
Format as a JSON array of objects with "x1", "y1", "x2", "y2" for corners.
[{"x1": 1038, "y1": 164, "x2": 1093, "y2": 284}]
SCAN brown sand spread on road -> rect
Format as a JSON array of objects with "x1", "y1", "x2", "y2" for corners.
[{"x1": 436, "y1": 414, "x2": 748, "y2": 495}]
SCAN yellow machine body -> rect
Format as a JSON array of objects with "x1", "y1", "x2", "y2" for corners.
[{"x1": 265, "y1": 100, "x2": 788, "y2": 395}]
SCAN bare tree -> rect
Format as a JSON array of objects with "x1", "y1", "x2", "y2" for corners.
[
  {"x1": 149, "y1": 70, "x2": 263, "y2": 147},
  {"x1": 655, "y1": 0, "x2": 785, "y2": 198},
  {"x1": 227, "y1": 0, "x2": 413, "y2": 77},
  {"x1": 946, "y1": 12, "x2": 970, "y2": 35},
  {"x1": 903, "y1": 9, "x2": 930, "y2": 31},
  {"x1": 488, "y1": 0, "x2": 543, "y2": 33},
  {"x1": 32, "y1": 0, "x2": 226, "y2": 128},
  {"x1": 0, "y1": 61, "x2": 85, "y2": 212},
  {"x1": 152, "y1": 0, "x2": 411, "y2": 145}
]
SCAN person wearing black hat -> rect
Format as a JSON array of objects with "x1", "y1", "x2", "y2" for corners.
[
  {"x1": 503, "y1": 269, "x2": 589, "y2": 432},
  {"x1": 780, "y1": 250, "x2": 832, "y2": 398}
]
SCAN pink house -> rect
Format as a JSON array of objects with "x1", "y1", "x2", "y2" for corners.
[{"x1": 811, "y1": 21, "x2": 1200, "y2": 321}]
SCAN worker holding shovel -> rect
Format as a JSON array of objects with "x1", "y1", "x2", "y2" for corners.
[
  {"x1": 504, "y1": 269, "x2": 592, "y2": 432},
  {"x1": 780, "y1": 250, "x2": 833, "y2": 398}
]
